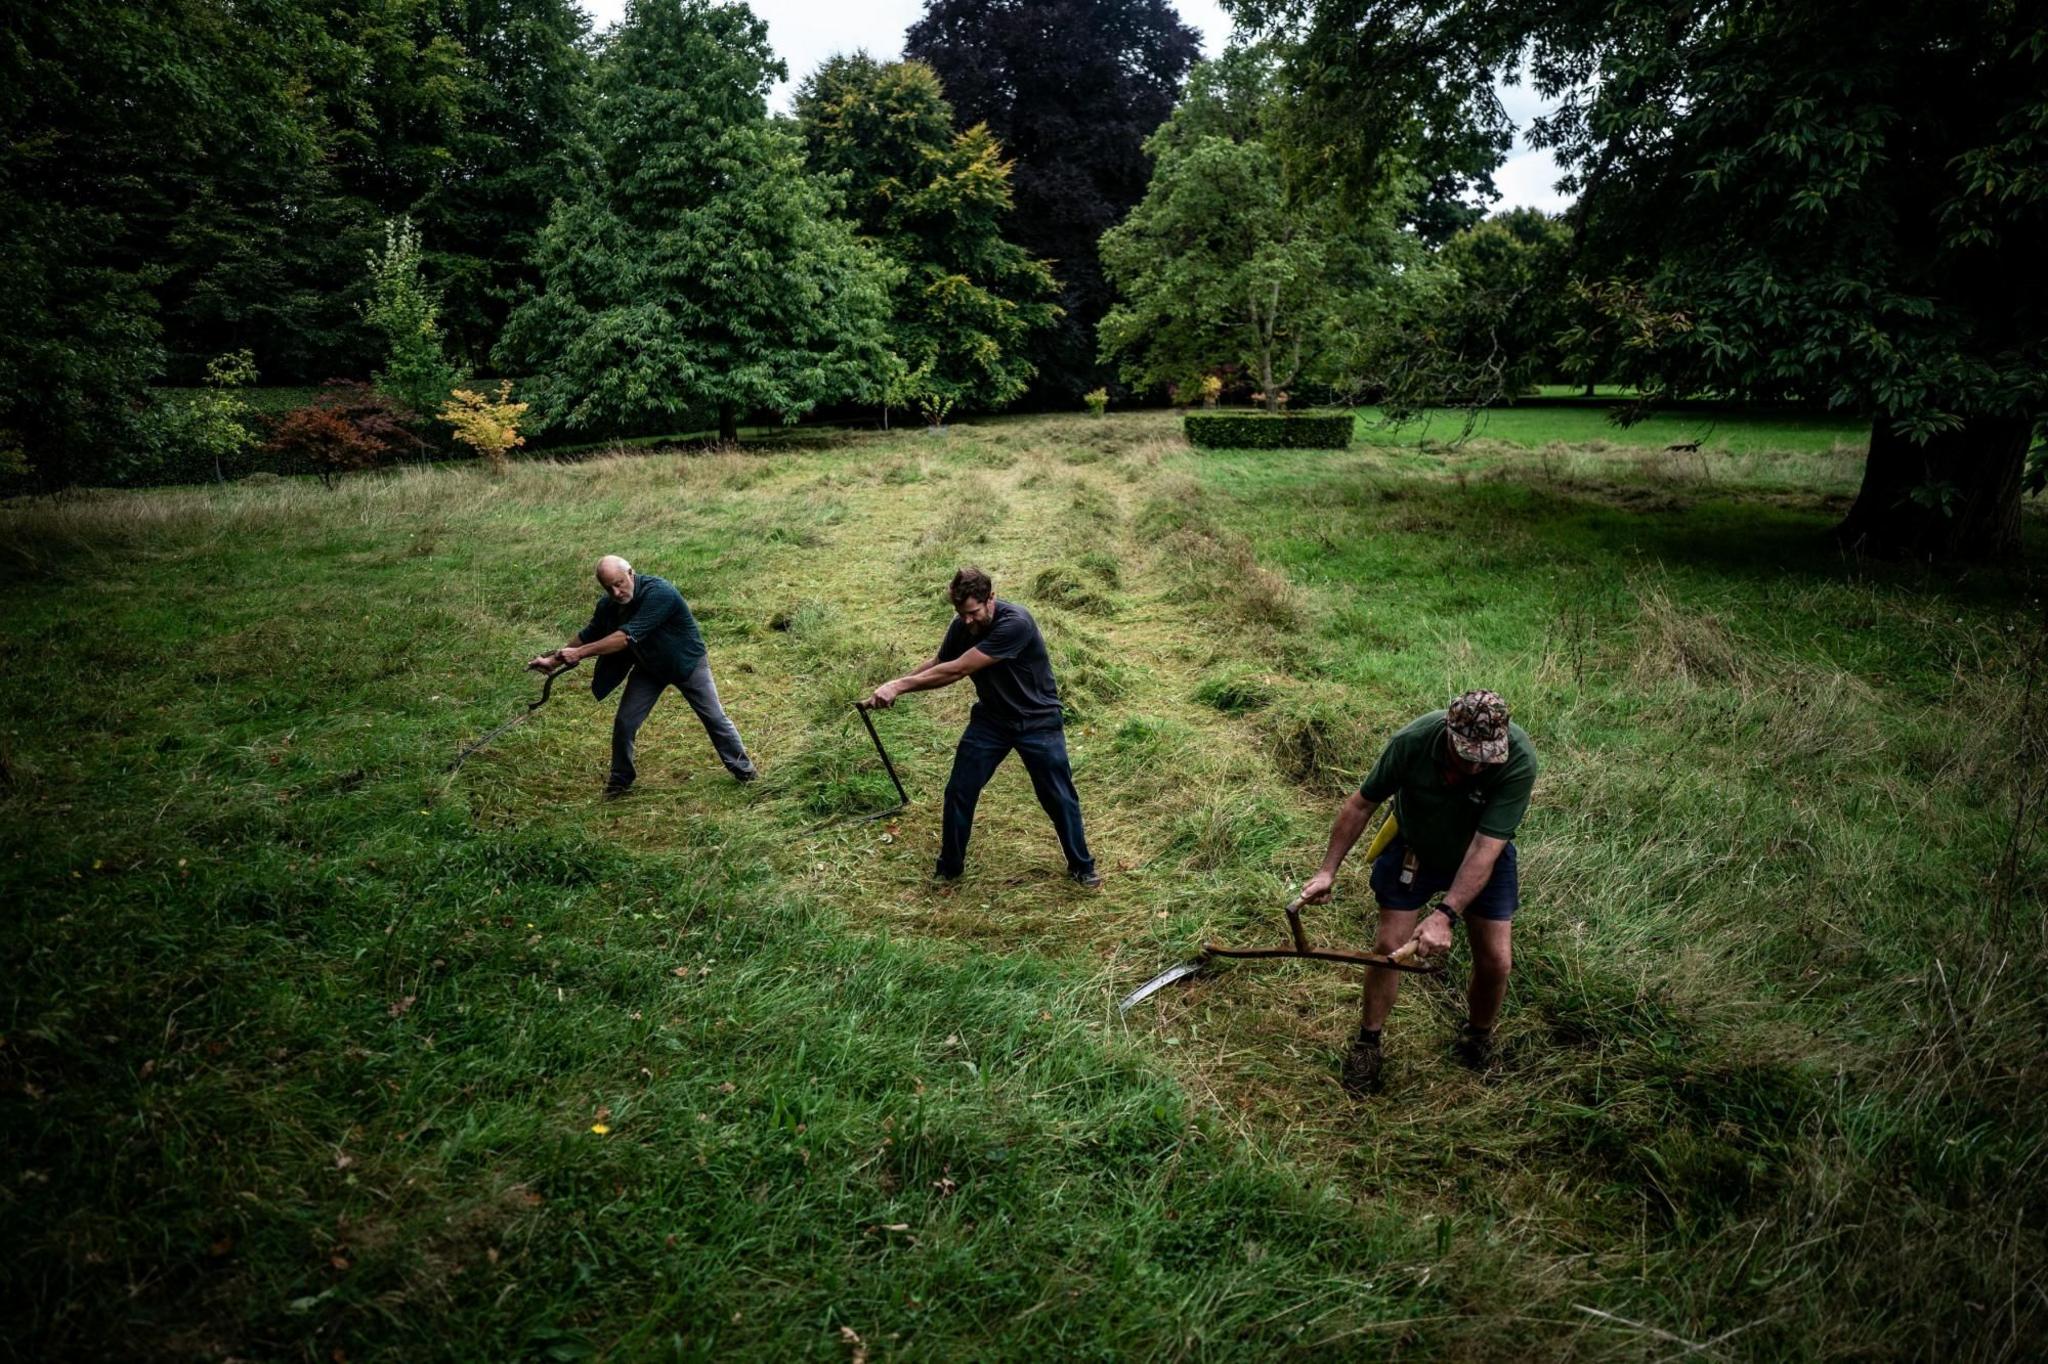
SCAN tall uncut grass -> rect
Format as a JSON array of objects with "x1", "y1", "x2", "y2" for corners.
[{"x1": 3, "y1": 409, "x2": 2042, "y2": 1361}]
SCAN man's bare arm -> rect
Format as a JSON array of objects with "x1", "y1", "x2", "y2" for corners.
[
  {"x1": 1396, "y1": 832, "x2": 1509, "y2": 962},
  {"x1": 1299, "y1": 791, "x2": 1380, "y2": 903},
  {"x1": 532, "y1": 629, "x2": 627, "y2": 670},
  {"x1": 1441, "y1": 833, "x2": 1507, "y2": 915},
  {"x1": 867, "y1": 648, "x2": 994, "y2": 707}
]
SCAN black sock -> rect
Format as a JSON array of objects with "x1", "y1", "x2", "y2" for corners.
[{"x1": 1357, "y1": 1027, "x2": 1382, "y2": 1046}]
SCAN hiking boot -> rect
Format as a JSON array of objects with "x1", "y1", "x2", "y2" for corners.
[
  {"x1": 1069, "y1": 867, "x2": 1104, "y2": 890},
  {"x1": 1452, "y1": 1022, "x2": 1499, "y2": 1072},
  {"x1": 602, "y1": 782, "x2": 634, "y2": 801},
  {"x1": 1341, "y1": 1030, "x2": 1384, "y2": 1098},
  {"x1": 732, "y1": 766, "x2": 759, "y2": 784},
  {"x1": 933, "y1": 866, "x2": 962, "y2": 884}
]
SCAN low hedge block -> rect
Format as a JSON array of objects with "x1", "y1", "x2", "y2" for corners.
[{"x1": 1184, "y1": 412, "x2": 1354, "y2": 450}]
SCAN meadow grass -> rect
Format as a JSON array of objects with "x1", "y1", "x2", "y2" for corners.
[{"x1": 2, "y1": 410, "x2": 2042, "y2": 1361}]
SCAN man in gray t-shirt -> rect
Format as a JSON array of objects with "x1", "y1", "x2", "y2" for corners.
[{"x1": 865, "y1": 565, "x2": 1099, "y2": 888}]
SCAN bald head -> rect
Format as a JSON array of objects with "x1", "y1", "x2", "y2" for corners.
[{"x1": 596, "y1": 555, "x2": 636, "y2": 604}]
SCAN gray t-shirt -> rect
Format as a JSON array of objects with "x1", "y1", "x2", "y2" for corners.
[{"x1": 938, "y1": 600, "x2": 1062, "y2": 730}]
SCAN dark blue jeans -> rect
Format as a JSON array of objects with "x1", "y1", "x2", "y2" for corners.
[{"x1": 939, "y1": 718, "x2": 1094, "y2": 878}]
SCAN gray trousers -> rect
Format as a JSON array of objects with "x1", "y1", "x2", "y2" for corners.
[{"x1": 610, "y1": 661, "x2": 754, "y2": 786}]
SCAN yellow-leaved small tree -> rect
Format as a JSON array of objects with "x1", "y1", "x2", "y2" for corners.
[{"x1": 440, "y1": 382, "x2": 527, "y2": 475}]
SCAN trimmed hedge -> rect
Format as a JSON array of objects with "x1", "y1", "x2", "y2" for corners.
[{"x1": 1184, "y1": 411, "x2": 1354, "y2": 450}]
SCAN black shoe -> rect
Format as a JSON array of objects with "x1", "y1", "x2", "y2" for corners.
[
  {"x1": 1069, "y1": 867, "x2": 1104, "y2": 890},
  {"x1": 1452, "y1": 1022, "x2": 1498, "y2": 1071},
  {"x1": 1341, "y1": 1031, "x2": 1384, "y2": 1098},
  {"x1": 602, "y1": 782, "x2": 634, "y2": 801},
  {"x1": 732, "y1": 766, "x2": 759, "y2": 783},
  {"x1": 933, "y1": 867, "x2": 962, "y2": 884}
]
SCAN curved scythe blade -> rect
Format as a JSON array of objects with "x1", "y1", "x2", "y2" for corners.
[{"x1": 1118, "y1": 958, "x2": 1206, "y2": 1013}]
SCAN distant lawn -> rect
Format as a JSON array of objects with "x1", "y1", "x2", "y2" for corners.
[
  {"x1": 3, "y1": 411, "x2": 2040, "y2": 1359},
  {"x1": 1348, "y1": 402, "x2": 1868, "y2": 455}
]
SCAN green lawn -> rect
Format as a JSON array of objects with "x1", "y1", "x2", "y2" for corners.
[
  {"x1": 3, "y1": 411, "x2": 2041, "y2": 1360},
  {"x1": 1350, "y1": 402, "x2": 1867, "y2": 455}
]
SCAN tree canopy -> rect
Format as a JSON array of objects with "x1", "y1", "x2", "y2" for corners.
[
  {"x1": 1245, "y1": 0, "x2": 2048, "y2": 559},
  {"x1": 906, "y1": 0, "x2": 1202, "y2": 404},
  {"x1": 497, "y1": 0, "x2": 895, "y2": 442},
  {"x1": 1098, "y1": 48, "x2": 1423, "y2": 411},
  {"x1": 0, "y1": 0, "x2": 593, "y2": 485},
  {"x1": 795, "y1": 55, "x2": 1059, "y2": 419}
]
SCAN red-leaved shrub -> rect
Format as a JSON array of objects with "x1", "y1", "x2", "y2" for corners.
[{"x1": 264, "y1": 381, "x2": 424, "y2": 486}]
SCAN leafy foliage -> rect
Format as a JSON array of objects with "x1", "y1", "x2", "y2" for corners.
[
  {"x1": 441, "y1": 380, "x2": 528, "y2": 473},
  {"x1": 159, "y1": 0, "x2": 593, "y2": 379},
  {"x1": 1253, "y1": 0, "x2": 2048, "y2": 557},
  {"x1": 0, "y1": 0, "x2": 589, "y2": 487},
  {"x1": 188, "y1": 351, "x2": 263, "y2": 479},
  {"x1": 1433, "y1": 209, "x2": 1574, "y2": 395},
  {"x1": 362, "y1": 218, "x2": 464, "y2": 426},
  {"x1": 1099, "y1": 49, "x2": 1426, "y2": 413},
  {"x1": 0, "y1": 0, "x2": 275, "y2": 486},
  {"x1": 906, "y1": 0, "x2": 1202, "y2": 402},
  {"x1": 499, "y1": 0, "x2": 894, "y2": 441},
  {"x1": 1227, "y1": 0, "x2": 1514, "y2": 241},
  {"x1": 265, "y1": 380, "x2": 424, "y2": 485},
  {"x1": 266, "y1": 408, "x2": 388, "y2": 487},
  {"x1": 796, "y1": 55, "x2": 1059, "y2": 418}
]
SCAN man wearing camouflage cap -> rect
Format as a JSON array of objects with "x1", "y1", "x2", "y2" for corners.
[{"x1": 1299, "y1": 690, "x2": 1538, "y2": 1096}]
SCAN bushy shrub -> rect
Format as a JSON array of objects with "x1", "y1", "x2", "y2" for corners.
[
  {"x1": 1183, "y1": 411, "x2": 1353, "y2": 450},
  {"x1": 265, "y1": 408, "x2": 385, "y2": 487},
  {"x1": 265, "y1": 381, "x2": 424, "y2": 486},
  {"x1": 363, "y1": 217, "x2": 462, "y2": 419},
  {"x1": 1084, "y1": 387, "x2": 1110, "y2": 417},
  {"x1": 441, "y1": 381, "x2": 527, "y2": 474},
  {"x1": 120, "y1": 352, "x2": 264, "y2": 487},
  {"x1": 306, "y1": 381, "x2": 425, "y2": 455}
]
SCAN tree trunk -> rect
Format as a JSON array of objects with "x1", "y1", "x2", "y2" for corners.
[
  {"x1": 718, "y1": 402, "x2": 738, "y2": 444},
  {"x1": 1837, "y1": 414, "x2": 2031, "y2": 561}
]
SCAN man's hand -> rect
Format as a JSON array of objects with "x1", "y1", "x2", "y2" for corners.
[
  {"x1": 865, "y1": 680, "x2": 902, "y2": 710},
  {"x1": 528, "y1": 649, "x2": 564, "y2": 672},
  {"x1": 1397, "y1": 907, "x2": 1456, "y2": 963},
  {"x1": 1298, "y1": 870, "x2": 1336, "y2": 905}
]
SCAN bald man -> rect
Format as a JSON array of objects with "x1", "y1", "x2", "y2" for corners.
[{"x1": 528, "y1": 556, "x2": 756, "y2": 795}]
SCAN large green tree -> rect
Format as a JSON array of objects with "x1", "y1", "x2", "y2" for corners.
[
  {"x1": 161, "y1": 0, "x2": 592, "y2": 380},
  {"x1": 1414, "y1": 207, "x2": 1574, "y2": 403},
  {"x1": 905, "y1": 0, "x2": 1203, "y2": 404},
  {"x1": 407, "y1": 0, "x2": 593, "y2": 365},
  {"x1": 497, "y1": 0, "x2": 894, "y2": 442},
  {"x1": 1098, "y1": 49, "x2": 1421, "y2": 411},
  {"x1": 0, "y1": 0, "x2": 312, "y2": 484},
  {"x1": 1242, "y1": 0, "x2": 2048, "y2": 560},
  {"x1": 795, "y1": 55, "x2": 1059, "y2": 420}
]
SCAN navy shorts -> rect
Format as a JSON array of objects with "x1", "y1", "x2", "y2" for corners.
[{"x1": 1369, "y1": 835, "x2": 1519, "y2": 921}]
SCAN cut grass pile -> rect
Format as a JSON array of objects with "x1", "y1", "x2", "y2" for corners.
[{"x1": 3, "y1": 409, "x2": 2044, "y2": 1361}]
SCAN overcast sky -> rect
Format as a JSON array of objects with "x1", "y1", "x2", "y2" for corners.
[{"x1": 571, "y1": 0, "x2": 1571, "y2": 213}]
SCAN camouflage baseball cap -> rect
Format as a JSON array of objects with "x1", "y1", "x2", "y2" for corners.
[{"x1": 1446, "y1": 689, "x2": 1511, "y2": 764}]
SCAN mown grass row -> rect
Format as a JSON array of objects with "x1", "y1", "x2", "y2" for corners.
[{"x1": 4, "y1": 409, "x2": 2043, "y2": 1361}]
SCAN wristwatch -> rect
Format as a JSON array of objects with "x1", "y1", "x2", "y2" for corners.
[{"x1": 1435, "y1": 901, "x2": 1463, "y2": 926}]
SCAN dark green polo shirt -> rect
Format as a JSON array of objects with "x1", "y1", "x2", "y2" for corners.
[
  {"x1": 579, "y1": 574, "x2": 706, "y2": 682},
  {"x1": 1359, "y1": 710, "x2": 1538, "y2": 871}
]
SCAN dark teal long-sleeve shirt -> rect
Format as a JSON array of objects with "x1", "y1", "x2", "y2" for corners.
[{"x1": 578, "y1": 575, "x2": 706, "y2": 695}]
